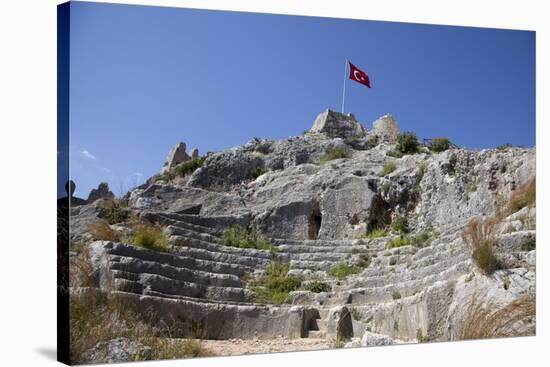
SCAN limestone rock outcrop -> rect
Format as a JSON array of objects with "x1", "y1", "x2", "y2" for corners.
[
  {"x1": 87, "y1": 182, "x2": 115, "y2": 203},
  {"x1": 372, "y1": 114, "x2": 400, "y2": 143},
  {"x1": 309, "y1": 109, "x2": 366, "y2": 139},
  {"x1": 70, "y1": 109, "x2": 536, "y2": 352},
  {"x1": 161, "y1": 142, "x2": 191, "y2": 174}
]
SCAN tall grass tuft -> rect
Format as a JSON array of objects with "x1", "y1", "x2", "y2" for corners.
[
  {"x1": 87, "y1": 220, "x2": 121, "y2": 242},
  {"x1": 459, "y1": 295, "x2": 535, "y2": 340},
  {"x1": 461, "y1": 217, "x2": 500, "y2": 275},
  {"x1": 129, "y1": 224, "x2": 170, "y2": 252},
  {"x1": 506, "y1": 177, "x2": 535, "y2": 215}
]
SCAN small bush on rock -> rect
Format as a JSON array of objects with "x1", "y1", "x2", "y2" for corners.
[
  {"x1": 392, "y1": 291, "x2": 402, "y2": 300},
  {"x1": 319, "y1": 146, "x2": 353, "y2": 164},
  {"x1": 304, "y1": 280, "x2": 330, "y2": 293},
  {"x1": 378, "y1": 161, "x2": 397, "y2": 176},
  {"x1": 328, "y1": 262, "x2": 364, "y2": 279},
  {"x1": 367, "y1": 227, "x2": 388, "y2": 240},
  {"x1": 223, "y1": 226, "x2": 278, "y2": 253},
  {"x1": 250, "y1": 262, "x2": 301, "y2": 304},
  {"x1": 391, "y1": 216, "x2": 410, "y2": 234},
  {"x1": 246, "y1": 165, "x2": 269, "y2": 180},
  {"x1": 430, "y1": 137, "x2": 451, "y2": 152},
  {"x1": 397, "y1": 131, "x2": 419, "y2": 155},
  {"x1": 130, "y1": 224, "x2": 169, "y2": 252},
  {"x1": 386, "y1": 236, "x2": 410, "y2": 250},
  {"x1": 172, "y1": 157, "x2": 205, "y2": 178},
  {"x1": 97, "y1": 200, "x2": 129, "y2": 224}
]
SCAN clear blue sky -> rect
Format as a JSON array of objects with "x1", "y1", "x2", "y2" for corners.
[{"x1": 67, "y1": 1, "x2": 535, "y2": 198}]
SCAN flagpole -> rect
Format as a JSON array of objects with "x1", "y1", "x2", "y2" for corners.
[{"x1": 341, "y1": 58, "x2": 348, "y2": 113}]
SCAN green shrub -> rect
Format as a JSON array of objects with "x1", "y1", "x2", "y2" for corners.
[
  {"x1": 356, "y1": 254, "x2": 372, "y2": 268},
  {"x1": 397, "y1": 131, "x2": 419, "y2": 155},
  {"x1": 409, "y1": 230, "x2": 436, "y2": 248},
  {"x1": 506, "y1": 178, "x2": 535, "y2": 214},
  {"x1": 173, "y1": 157, "x2": 205, "y2": 177},
  {"x1": 251, "y1": 262, "x2": 301, "y2": 304},
  {"x1": 496, "y1": 143, "x2": 513, "y2": 151},
  {"x1": 130, "y1": 224, "x2": 169, "y2": 252},
  {"x1": 328, "y1": 262, "x2": 363, "y2": 280},
  {"x1": 97, "y1": 200, "x2": 129, "y2": 224},
  {"x1": 319, "y1": 146, "x2": 353, "y2": 164},
  {"x1": 367, "y1": 227, "x2": 388, "y2": 240},
  {"x1": 389, "y1": 257, "x2": 398, "y2": 266},
  {"x1": 386, "y1": 236, "x2": 411, "y2": 250},
  {"x1": 430, "y1": 137, "x2": 451, "y2": 152},
  {"x1": 304, "y1": 280, "x2": 330, "y2": 293},
  {"x1": 394, "y1": 320, "x2": 400, "y2": 331},
  {"x1": 391, "y1": 216, "x2": 410, "y2": 234},
  {"x1": 246, "y1": 165, "x2": 269, "y2": 180},
  {"x1": 222, "y1": 226, "x2": 278, "y2": 253},
  {"x1": 378, "y1": 161, "x2": 397, "y2": 177},
  {"x1": 392, "y1": 291, "x2": 402, "y2": 300}
]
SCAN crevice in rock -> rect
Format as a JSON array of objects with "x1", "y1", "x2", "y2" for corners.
[
  {"x1": 366, "y1": 196, "x2": 392, "y2": 232},
  {"x1": 308, "y1": 205, "x2": 322, "y2": 240}
]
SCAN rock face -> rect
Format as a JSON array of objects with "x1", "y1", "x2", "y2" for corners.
[
  {"x1": 80, "y1": 337, "x2": 152, "y2": 364},
  {"x1": 87, "y1": 182, "x2": 115, "y2": 203},
  {"x1": 161, "y1": 142, "x2": 191, "y2": 174},
  {"x1": 71, "y1": 109, "x2": 536, "y2": 352},
  {"x1": 309, "y1": 109, "x2": 366, "y2": 139}
]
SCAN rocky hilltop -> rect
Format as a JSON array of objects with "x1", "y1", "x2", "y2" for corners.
[{"x1": 69, "y1": 109, "x2": 536, "y2": 363}]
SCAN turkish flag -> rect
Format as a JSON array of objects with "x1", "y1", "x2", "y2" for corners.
[{"x1": 349, "y1": 62, "x2": 371, "y2": 88}]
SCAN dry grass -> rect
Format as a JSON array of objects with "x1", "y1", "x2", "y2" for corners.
[
  {"x1": 145, "y1": 338, "x2": 214, "y2": 360},
  {"x1": 70, "y1": 290, "x2": 214, "y2": 363},
  {"x1": 462, "y1": 217, "x2": 501, "y2": 275},
  {"x1": 459, "y1": 295, "x2": 536, "y2": 340},
  {"x1": 69, "y1": 246, "x2": 97, "y2": 288},
  {"x1": 506, "y1": 177, "x2": 536, "y2": 215},
  {"x1": 128, "y1": 223, "x2": 170, "y2": 252},
  {"x1": 87, "y1": 220, "x2": 121, "y2": 242}
]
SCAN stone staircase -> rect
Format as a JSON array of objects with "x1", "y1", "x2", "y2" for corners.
[{"x1": 88, "y1": 209, "x2": 534, "y2": 342}]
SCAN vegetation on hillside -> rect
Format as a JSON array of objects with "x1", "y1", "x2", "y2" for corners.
[
  {"x1": 249, "y1": 261, "x2": 301, "y2": 304},
  {"x1": 222, "y1": 226, "x2": 278, "y2": 253}
]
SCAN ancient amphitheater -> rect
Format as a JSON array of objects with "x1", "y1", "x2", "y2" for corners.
[{"x1": 69, "y1": 110, "x2": 536, "y2": 362}]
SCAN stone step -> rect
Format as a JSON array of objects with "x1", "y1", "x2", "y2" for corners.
[
  {"x1": 144, "y1": 212, "x2": 222, "y2": 236},
  {"x1": 338, "y1": 256, "x2": 471, "y2": 291},
  {"x1": 166, "y1": 225, "x2": 225, "y2": 245},
  {"x1": 171, "y1": 245, "x2": 275, "y2": 270},
  {"x1": 111, "y1": 270, "x2": 250, "y2": 302},
  {"x1": 104, "y1": 242, "x2": 254, "y2": 277},
  {"x1": 170, "y1": 233, "x2": 276, "y2": 260},
  {"x1": 147, "y1": 211, "x2": 249, "y2": 231},
  {"x1": 332, "y1": 261, "x2": 471, "y2": 305}
]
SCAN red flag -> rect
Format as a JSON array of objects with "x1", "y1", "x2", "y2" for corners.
[{"x1": 349, "y1": 62, "x2": 371, "y2": 88}]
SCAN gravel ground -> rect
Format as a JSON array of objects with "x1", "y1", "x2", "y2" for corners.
[{"x1": 200, "y1": 337, "x2": 331, "y2": 356}]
